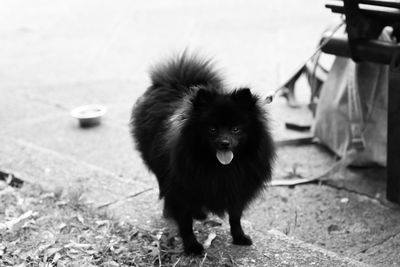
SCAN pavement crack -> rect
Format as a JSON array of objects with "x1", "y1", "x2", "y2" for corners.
[
  {"x1": 359, "y1": 229, "x2": 400, "y2": 254},
  {"x1": 97, "y1": 187, "x2": 154, "y2": 209}
]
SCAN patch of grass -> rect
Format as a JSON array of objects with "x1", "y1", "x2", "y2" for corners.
[{"x1": 0, "y1": 181, "x2": 238, "y2": 267}]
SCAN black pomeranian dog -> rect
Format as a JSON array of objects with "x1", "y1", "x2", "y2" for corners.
[{"x1": 130, "y1": 53, "x2": 275, "y2": 255}]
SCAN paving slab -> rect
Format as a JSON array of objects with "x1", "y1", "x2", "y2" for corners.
[
  {"x1": 1, "y1": 113, "x2": 152, "y2": 185},
  {"x1": 250, "y1": 143, "x2": 400, "y2": 267},
  {"x1": 324, "y1": 167, "x2": 389, "y2": 205},
  {"x1": 0, "y1": 135, "x2": 152, "y2": 207},
  {"x1": 357, "y1": 231, "x2": 400, "y2": 266},
  {"x1": 200, "y1": 225, "x2": 367, "y2": 267},
  {"x1": 273, "y1": 142, "x2": 392, "y2": 205},
  {"x1": 225, "y1": 228, "x2": 367, "y2": 267},
  {"x1": 0, "y1": 88, "x2": 66, "y2": 129},
  {"x1": 248, "y1": 184, "x2": 400, "y2": 266}
]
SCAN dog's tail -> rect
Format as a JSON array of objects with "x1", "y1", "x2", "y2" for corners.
[{"x1": 149, "y1": 52, "x2": 223, "y2": 90}]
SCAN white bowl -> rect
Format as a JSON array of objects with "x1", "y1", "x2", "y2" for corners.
[{"x1": 70, "y1": 105, "x2": 107, "y2": 127}]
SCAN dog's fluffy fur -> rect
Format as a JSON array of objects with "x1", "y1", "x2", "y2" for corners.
[{"x1": 130, "y1": 53, "x2": 275, "y2": 255}]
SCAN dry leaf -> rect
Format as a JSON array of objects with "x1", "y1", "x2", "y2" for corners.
[
  {"x1": 76, "y1": 214, "x2": 85, "y2": 224},
  {"x1": 52, "y1": 252, "x2": 62, "y2": 263},
  {"x1": 203, "y1": 232, "x2": 217, "y2": 249},
  {"x1": 0, "y1": 244, "x2": 5, "y2": 256},
  {"x1": 148, "y1": 246, "x2": 160, "y2": 258},
  {"x1": 155, "y1": 230, "x2": 164, "y2": 240},
  {"x1": 101, "y1": 260, "x2": 119, "y2": 267},
  {"x1": 58, "y1": 223, "x2": 67, "y2": 231},
  {"x1": 21, "y1": 219, "x2": 37, "y2": 230},
  {"x1": 64, "y1": 241, "x2": 93, "y2": 249},
  {"x1": 84, "y1": 249, "x2": 98, "y2": 255},
  {"x1": 0, "y1": 180, "x2": 7, "y2": 190},
  {"x1": 0, "y1": 210, "x2": 34, "y2": 231},
  {"x1": 95, "y1": 220, "x2": 109, "y2": 227}
]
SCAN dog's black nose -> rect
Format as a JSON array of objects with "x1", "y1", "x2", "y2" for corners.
[{"x1": 219, "y1": 140, "x2": 230, "y2": 150}]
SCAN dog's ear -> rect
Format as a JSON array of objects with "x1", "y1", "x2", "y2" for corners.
[
  {"x1": 193, "y1": 88, "x2": 213, "y2": 107},
  {"x1": 232, "y1": 88, "x2": 257, "y2": 108}
]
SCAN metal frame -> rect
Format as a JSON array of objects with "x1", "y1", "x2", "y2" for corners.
[{"x1": 323, "y1": 0, "x2": 400, "y2": 204}]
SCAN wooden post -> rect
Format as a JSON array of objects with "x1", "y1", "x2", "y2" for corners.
[{"x1": 387, "y1": 53, "x2": 400, "y2": 204}]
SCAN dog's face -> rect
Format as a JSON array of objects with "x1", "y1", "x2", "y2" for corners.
[
  {"x1": 192, "y1": 88, "x2": 258, "y2": 165},
  {"x1": 207, "y1": 123, "x2": 244, "y2": 165}
]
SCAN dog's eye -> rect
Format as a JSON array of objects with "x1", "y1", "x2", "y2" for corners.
[
  {"x1": 209, "y1": 126, "x2": 217, "y2": 134},
  {"x1": 232, "y1": 127, "x2": 241, "y2": 134}
]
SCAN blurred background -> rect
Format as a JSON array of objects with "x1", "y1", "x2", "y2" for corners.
[{"x1": 0, "y1": 0, "x2": 334, "y2": 106}]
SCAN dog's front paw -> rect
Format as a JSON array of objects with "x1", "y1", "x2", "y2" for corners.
[
  {"x1": 184, "y1": 240, "x2": 204, "y2": 255},
  {"x1": 233, "y1": 234, "x2": 253, "y2": 246}
]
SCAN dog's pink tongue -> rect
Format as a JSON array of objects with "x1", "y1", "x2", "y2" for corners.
[{"x1": 216, "y1": 150, "x2": 234, "y2": 165}]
